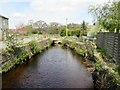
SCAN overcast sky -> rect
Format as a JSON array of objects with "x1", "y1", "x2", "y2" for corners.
[{"x1": 0, "y1": 0, "x2": 114, "y2": 29}]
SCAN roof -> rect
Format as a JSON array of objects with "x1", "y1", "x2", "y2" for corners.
[{"x1": 0, "y1": 14, "x2": 9, "y2": 19}]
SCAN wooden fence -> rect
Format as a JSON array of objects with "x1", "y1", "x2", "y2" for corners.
[{"x1": 96, "y1": 32, "x2": 120, "y2": 64}]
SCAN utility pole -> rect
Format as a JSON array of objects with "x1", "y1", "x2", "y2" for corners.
[{"x1": 66, "y1": 18, "x2": 68, "y2": 37}]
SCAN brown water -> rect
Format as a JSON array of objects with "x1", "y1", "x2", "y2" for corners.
[{"x1": 2, "y1": 46, "x2": 93, "y2": 88}]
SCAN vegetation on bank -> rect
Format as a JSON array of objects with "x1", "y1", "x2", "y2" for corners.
[
  {"x1": 61, "y1": 38, "x2": 94, "y2": 59},
  {"x1": 1, "y1": 39, "x2": 52, "y2": 73},
  {"x1": 61, "y1": 38, "x2": 120, "y2": 89},
  {"x1": 93, "y1": 60, "x2": 120, "y2": 89},
  {"x1": 29, "y1": 40, "x2": 41, "y2": 54}
]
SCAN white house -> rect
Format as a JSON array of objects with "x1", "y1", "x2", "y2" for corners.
[{"x1": 0, "y1": 15, "x2": 9, "y2": 41}]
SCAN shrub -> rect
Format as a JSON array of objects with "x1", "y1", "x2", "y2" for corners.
[
  {"x1": 70, "y1": 40, "x2": 76, "y2": 49},
  {"x1": 92, "y1": 68, "x2": 120, "y2": 89},
  {"x1": 95, "y1": 61, "x2": 102, "y2": 72},
  {"x1": 75, "y1": 48, "x2": 85, "y2": 57},
  {"x1": 61, "y1": 39, "x2": 68, "y2": 46},
  {"x1": 29, "y1": 40, "x2": 41, "y2": 54},
  {"x1": 60, "y1": 29, "x2": 66, "y2": 36},
  {"x1": 115, "y1": 65, "x2": 120, "y2": 76},
  {"x1": 46, "y1": 39, "x2": 52, "y2": 47},
  {"x1": 17, "y1": 50, "x2": 30, "y2": 62}
]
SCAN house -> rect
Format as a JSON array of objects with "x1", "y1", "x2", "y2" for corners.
[{"x1": 0, "y1": 15, "x2": 9, "y2": 41}]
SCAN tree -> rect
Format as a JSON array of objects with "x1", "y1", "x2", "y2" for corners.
[
  {"x1": 60, "y1": 28, "x2": 66, "y2": 36},
  {"x1": 81, "y1": 21, "x2": 87, "y2": 36},
  {"x1": 32, "y1": 20, "x2": 48, "y2": 34},
  {"x1": 89, "y1": 0, "x2": 120, "y2": 33},
  {"x1": 67, "y1": 23, "x2": 81, "y2": 30},
  {"x1": 47, "y1": 22, "x2": 61, "y2": 34}
]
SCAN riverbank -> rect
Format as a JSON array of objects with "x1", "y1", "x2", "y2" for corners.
[
  {"x1": 1, "y1": 38, "x2": 52, "y2": 73},
  {"x1": 61, "y1": 38, "x2": 120, "y2": 89}
]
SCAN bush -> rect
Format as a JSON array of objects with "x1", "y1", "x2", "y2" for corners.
[
  {"x1": 32, "y1": 29, "x2": 39, "y2": 34},
  {"x1": 61, "y1": 39, "x2": 68, "y2": 46},
  {"x1": 95, "y1": 61, "x2": 102, "y2": 72},
  {"x1": 68, "y1": 30, "x2": 80, "y2": 37},
  {"x1": 46, "y1": 39, "x2": 52, "y2": 47},
  {"x1": 70, "y1": 40, "x2": 76, "y2": 49},
  {"x1": 115, "y1": 65, "x2": 120, "y2": 76},
  {"x1": 92, "y1": 68, "x2": 120, "y2": 89},
  {"x1": 60, "y1": 29, "x2": 66, "y2": 36},
  {"x1": 75, "y1": 48, "x2": 85, "y2": 57},
  {"x1": 29, "y1": 40, "x2": 41, "y2": 54},
  {"x1": 17, "y1": 50, "x2": 30, "y2": 62}
]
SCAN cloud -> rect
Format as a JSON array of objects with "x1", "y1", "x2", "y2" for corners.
[
  {"x1": 30, "y1": 0, "x2": 112, "y2": 11},
  {"x1": 30, "y1": 0, "x2": 112, "y2": 20},
  {"x1": 12, "y1": 13, "x2": 27, "y2": 18},
  {"x1": 2, "y1": 0, "x2": 115, "y2": 28}
]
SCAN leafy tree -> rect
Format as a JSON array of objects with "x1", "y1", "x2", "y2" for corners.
[{"x1": 89, "y1": 0, "x2": 120, "y2": 33}]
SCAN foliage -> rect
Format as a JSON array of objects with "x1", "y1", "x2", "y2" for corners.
[
  {"x1": 75, "y1": 29, "x2": 80, "y2": 37},
  {"x1": 29, "y1": 40, "x2": 41, "y2": 54},
  {"x1": 87, "y1": 23, "x2": 101, "y2": 36},
  {"x1": 97, "y1": 48, "x2": 111, "y2": 60},
  {"x1": 17, "y1": 50, "x2": 30, "y2": 62},
  {"x1": 60, "y1": 28, "x2": 66, "y2": 36},
  {"x1": 46, "y1": 39, "x2": 52, "y2": 47},
  {"x1": 81, "y1": 21, "x2": 87, "y2": 36},
  {"x1": 60, "y1": 28, "x2": 80, "y2": 37},
  {"x1": 75, "y1": 47, "x2": 85, "y2": 57},
  {"x1": 67, "y1": 23, "x2": 81, "y2": 30},
  {"x1": 95, "y1": 60, "x2": 102, "y2": 72},
  {"x1": 115, "y1": 65, "x2": 120, "y2": 76},
  {"x1": 31, "y1": 29, "x2": 39, "y2": 34},
  {"x1": 97, "y1": 48, "x2": 106, "y2": 55},
  {"x1": 70, "y1": 40, "x2": 76, "y2": 49},
  {"x1": 47, "y1": 22, "x2": 61, "y2": 34},
  {"x1": 2, "y1": 50, "x2": 29, "y2": 72},
  {"x1": 89, "y1": 1, "x2": 120, "y2": 32},
  {"x1": 61, "y1": 39, "x2": 68, "y2": 46},
  {"x1": 68, "y1": 29, "x2": 80, "y2": 37},
  {"x1": 5, "y1": 31, "x2": 18, "y2": 51},
  {"x1": 2, "y1": 61, "x2": 14, "y2": 72},
  {"x1": 92, "y1": 68, "x2": 120, "y2": 89}
]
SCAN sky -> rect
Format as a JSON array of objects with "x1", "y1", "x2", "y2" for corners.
[{"x1": 0, "y1": 0, "x2": 114, "y2": 29}]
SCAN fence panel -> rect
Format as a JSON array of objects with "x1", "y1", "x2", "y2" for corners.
[{"x1": 96, "y1": 32, "x2": 120, "y2": 64}]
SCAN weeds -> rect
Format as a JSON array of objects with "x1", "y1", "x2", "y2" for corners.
[
  {"x1": 61, "y1": 39, "x2": 68, "y2": 46},
  {"x1": 29, "y1": 40, "x2": 41, "y2": 54}
]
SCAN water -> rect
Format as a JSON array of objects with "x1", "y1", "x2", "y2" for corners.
[{"x1": 2, "y1": 46, "x2": 93, "y2": 88}]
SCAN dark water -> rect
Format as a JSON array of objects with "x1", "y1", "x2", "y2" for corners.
[{"x1": 2, "y1": 46, "x2": 93, "y2": 88}]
